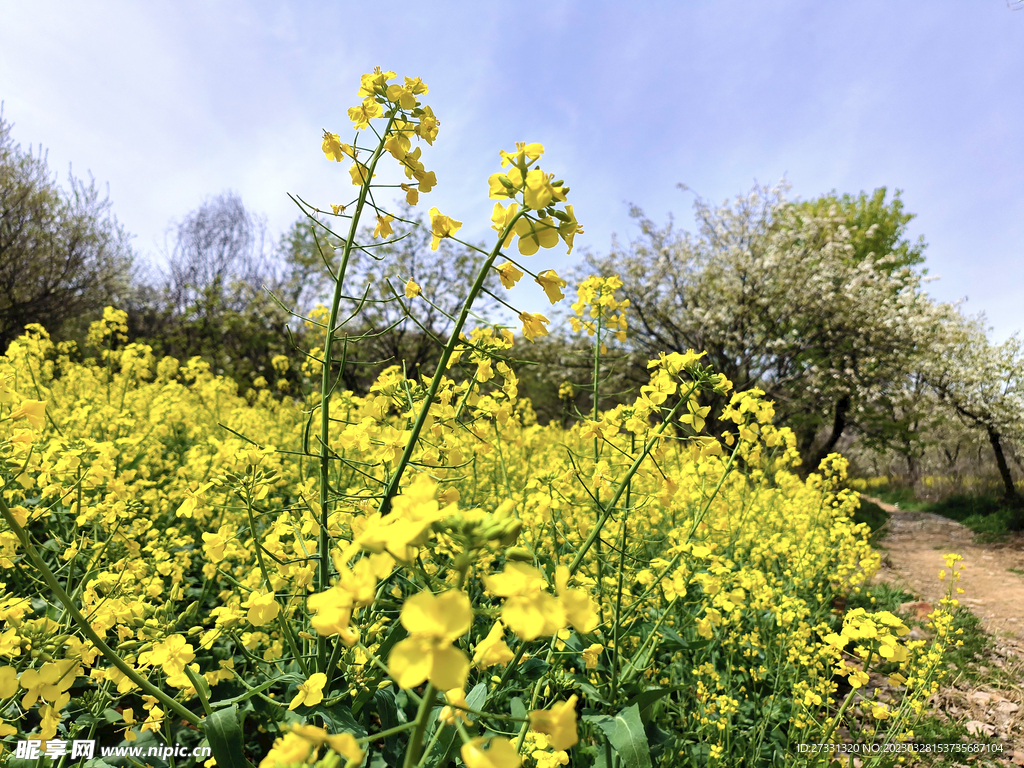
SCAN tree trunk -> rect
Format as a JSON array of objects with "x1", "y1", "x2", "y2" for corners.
[
  {"x1": 986, "y1": 426, "x2": 1018, "y2": 501},
  {"x1": 984, "y1": 426, "x2": 1024, "y2": 530},
  {"x1": 808, "y1": 394, "x2": 851, "y2": 473}
]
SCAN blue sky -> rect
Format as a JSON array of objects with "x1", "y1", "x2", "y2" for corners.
[{"x1": 2, "y1": 1, "x2": 1022, "y2": 339}]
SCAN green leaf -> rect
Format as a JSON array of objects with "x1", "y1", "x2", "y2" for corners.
[
  {"x1": 518, "y1": 656, "x2": 550, "y2": 680},
  {"x1": 372, "y1": 686, "x2": 404, "y2": 766},
  {"x1": 585, "y1": 704, "x2": 652, "y2": 768},
  {"x1": 307, "y1": 700, "x2": 366, "y2": 737},
  {"x1": 202, "y1": 705, "x2": 255, "y2": 768},
  {"x1": 510, "y1": 696, "x2": 528, "y2": 721},
  {"x1": 624, "y1": 686, "x2": 686, "y2": 722}
]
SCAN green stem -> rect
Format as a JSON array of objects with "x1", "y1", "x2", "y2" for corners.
[
  {"x1": 819, "y1": 650, "x2": 874, "y2": 750},
  {"x1": 609, "y1": 437, "x2": 632, "y2": 705},
  {"x1": 515, "y1": 637, "x2": 558, "y2": 753},
  {"x1": 416, "y1": 721, "x2": 446, "y2": 768},
  {"x1": 0, "y1": 495, "x2": 201, "y2": 728},
  {"x1": 615, "y1": 432, "x2": 743, "y2": 623},
  {"x1": 184, "y1": 666, "x2": 213, "y2": 717},
  {"x1": 376, "y1": 212, "x2": 523, "y2": 516},
  {"x1": 359, "y1": 720, "x2": 420, "y2": 743},
  {"x1": 402, "y1": 682, "x2": 437, "y2": 768},
  {"x1": 318, "y1": 118, "x2": 396, "y2": 675},
  {"x1": 245, "y1": 484, "x2": 309, "y2": 678},
  {"x1": 593, "y1": 314, "x2": 605, "y2": 625}
]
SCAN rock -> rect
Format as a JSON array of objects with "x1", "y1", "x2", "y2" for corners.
[{"x1": 899, "y1": 600, "x2": 933, "y2": 620}]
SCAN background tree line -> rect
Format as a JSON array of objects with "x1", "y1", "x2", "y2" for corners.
[{"x1": 3, "y1": 109, "x2": 1022, "y2": 524}]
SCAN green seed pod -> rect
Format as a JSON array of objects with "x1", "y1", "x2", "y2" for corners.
[
  {"x1": 498, "y1": 519, "x2": 523, "y2": 547},
  {"x1": 504, "y1": 546, "x2": 533, "y2": 562}
]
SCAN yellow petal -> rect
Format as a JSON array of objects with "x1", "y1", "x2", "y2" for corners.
[
  {"x1": 388, "y1": 636, "x2": 432, "y2": 689},
  {"x1": 429, "y1": 643, "x2": 470, "y2": 691}
]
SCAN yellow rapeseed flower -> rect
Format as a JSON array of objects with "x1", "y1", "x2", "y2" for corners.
[
  {"x1": 348, "y1": 97, "x2": 383, "y2": 130},
  {"x1": 491, "y1": 202, "x2": 519, "y2": 247},
  {"x1": 535, "y1": 269, "x2": 568, "y2": 304},
  {"x1": 473, "y1": 622, "x2": 515, "y2": 668},
  {"x1": 9, "y1": 400, "x2": 45, "y2": 430},
  {"x1": 289, "y1": 672, "x2": 327, "y2": 711},
  {"x1": 428, "y1": 207, "x2": 462, "y2": 250},
  {"x1": 495, "y1": 262, "x2": 524, "y2": 289},
  {"x1": 529, "y1": 695, "x2": 579, "y2": 751},
  {"x1": 243, "y1": 590, "x2": 281, "y2": 628},
  {"x1": 514, "y1": 217, "x2": 559, "y2": 256},
  {"x1": 518, "y1": 312, "x2": 550, "y2": 343},
  {"x1": 388, "y1": 590, "x2": 472, "y2": 690},
  {"x1": 461, "y1": 737, "x2": 522, "y2": 768},
  {"x1": 373, "y1": 214, "x2": 394, "y2": 239}
]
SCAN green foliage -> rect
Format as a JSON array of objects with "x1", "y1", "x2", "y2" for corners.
[
  {"x1": 871, "y1": 485, "x2": 930, "y2": 511},
  {"x1": 784, "y1": 187, "x2": 927, "y2": 273}
]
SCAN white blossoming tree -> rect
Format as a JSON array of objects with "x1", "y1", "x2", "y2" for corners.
[
  {"x1": 585, "y1": 183, "x2": 933, "y2": 473},
  {"x1": 919, "y1": 303, "x2": 1024, "y2": 525}
]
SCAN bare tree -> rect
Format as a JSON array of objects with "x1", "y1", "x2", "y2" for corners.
[
  {"x1": 0, "y1": 108, "x2": 134, "y2": 348},
  {"x1": 164, "y1": 191, "x2": 269, "y2": 318}
]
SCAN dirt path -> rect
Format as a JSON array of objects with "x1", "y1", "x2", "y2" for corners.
[
  {"x1": 863, "y1": 495, "x2": 1024, "y2": 761},
  {"x1": 864, "y1": 494, "x2": 1024, "y2": 654}
]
